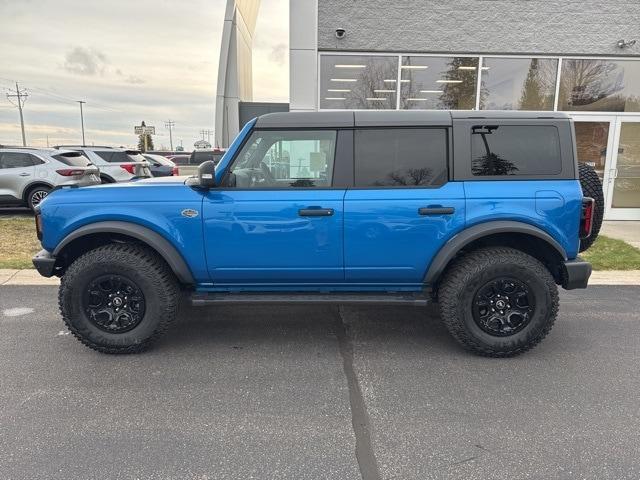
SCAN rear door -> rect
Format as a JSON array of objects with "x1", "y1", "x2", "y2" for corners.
[
  {"x1": 203, "y1": 128, "x2": 350, "y2": 286},
  {"x1": 0, "y1": 152, "x2": 38, "y2": 202},
  {"x1": 344, "y1": 127, "x2": 466, "y2": 286}
]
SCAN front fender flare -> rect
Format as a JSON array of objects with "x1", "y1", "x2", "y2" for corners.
[
  {"x1": 53, "y1": 221, "x2": 195, "y2": 285},
  {"x1": 424, "y1": 221, "x2": 568, "y2": 285}
]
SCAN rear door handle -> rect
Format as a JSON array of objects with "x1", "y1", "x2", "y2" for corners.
[
  {"x1": 298, "y1": 208, "x2": 334, "y2": 217},
  {"x1": 418, "y1": 206, "x2": 455, "y2": 216}
]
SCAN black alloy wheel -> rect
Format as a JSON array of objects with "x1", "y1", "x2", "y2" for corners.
[
  {"x1": 82, "y1": 274, "x2": 146, "y2": 333},
  {"x1": 472, "y1": 277, "x2": 535, "y2": 337}
]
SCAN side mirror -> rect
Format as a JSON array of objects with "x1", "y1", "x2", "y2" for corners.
[{"x1": 197, "y1": 160, "x2": 217, "y2": 188}]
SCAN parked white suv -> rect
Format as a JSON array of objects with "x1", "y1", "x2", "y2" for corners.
[
  {"x1": 56, "y1": 146, "x2": 152, "y2": 183},
  {"x1": 0, "y1": 147, "x2": 100, "y2": 210}
]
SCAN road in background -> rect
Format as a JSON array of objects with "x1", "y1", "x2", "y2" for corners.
[{"x1": 1, "y1": 286, "x2": 639, "y2": 479}]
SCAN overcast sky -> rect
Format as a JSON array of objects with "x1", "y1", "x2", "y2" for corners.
[{"x1": 0, "y1": 0, "x2": 288, "y2": 149}]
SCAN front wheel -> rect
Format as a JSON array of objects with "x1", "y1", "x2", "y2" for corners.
[
  {"x1": 59, "y1": 243, "x2": 179, "y2": 353},
  {"x1": 438, "y1": 247, "x2": 559, "y2": 357}
]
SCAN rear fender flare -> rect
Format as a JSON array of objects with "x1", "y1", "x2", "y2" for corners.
[{"x1": 424, "y1": 221, "x2": 567, "y2": 285}]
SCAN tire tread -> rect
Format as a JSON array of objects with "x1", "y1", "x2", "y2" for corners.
[
  {"x1": 58, "y1": 243, "x2": 179, "y2": 354},
  {"x1": 438, "y1": 247, "x2": 559, "y2": 357}
]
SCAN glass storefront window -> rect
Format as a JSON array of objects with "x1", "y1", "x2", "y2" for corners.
[
  {"x1": 479, "y1": 57, "x2": 558, "y2": 110},
  {"x1": 558, "y1": 59, "x2": 640, "y2": 112},
  {"x1": 399, "y1": 56, "x2": 478, "y2": 110},
  {"x1": 319, "y1": 55, "x2": 398, "y2": 110}
]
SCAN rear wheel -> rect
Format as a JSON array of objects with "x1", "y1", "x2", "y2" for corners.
[
  {"x1": 26, "y1": 185, "x2": 51, "y2": 210},
  {"x1": 578, "y1": 162, "x2": 604, "y2": 252},
  {"x1": 438, "y1": 247, "x2": 558, "y2": 357},
  {"x1": 58, "y1": 243, "x2": 179, "y2": 353}
]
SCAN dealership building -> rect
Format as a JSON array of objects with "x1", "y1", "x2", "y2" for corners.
[{"x1": 216, "y1": 0, "x2": 640, "y2": 220}]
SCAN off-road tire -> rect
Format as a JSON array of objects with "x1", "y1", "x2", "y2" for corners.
[
  {"x1": 58, "y1": 243, "x2": 179, "y2": 354},
  {"x1": 438, "y1": 247, "x2": 559, "y2": 357},
  {"x1": 26, "y1": 185, "x2": 51, "y2": 210},
  {"x1": 578, "y1": 162, "x2": 604, "y2": 252}
]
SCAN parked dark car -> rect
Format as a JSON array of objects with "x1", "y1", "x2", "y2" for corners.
[
  {"x1": 166, "y1": 154, "x2": 191, "y2": 166},
  {"x1": 143, "y1": 154, "x2": 178, "y2": 177},
  {"x1": 189, "y1": 148, "x2": 225, "y2": 165}
]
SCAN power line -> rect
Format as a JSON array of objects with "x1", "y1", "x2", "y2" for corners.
[
  {"x1": 165, "y1": 119, "x2": 175, "y2": 151},
  {"x1": 6, "y1": 82, "x2": 28, "y2": 146},
  {"x1": 200, "y1": 129, "x2": 214, "y2": 142}
]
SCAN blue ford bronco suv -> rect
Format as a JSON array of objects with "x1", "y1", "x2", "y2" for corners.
[{"x1": 33, "y1": 111, "x2": 603, "y2": 357}]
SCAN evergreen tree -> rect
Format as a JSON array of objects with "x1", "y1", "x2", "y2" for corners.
[
  {"x1": 519, "y1": 59, "x2": 545, "y2": 110},
  {"x1": 137, "y1": 121, "x2": 154, "y2": 152}
]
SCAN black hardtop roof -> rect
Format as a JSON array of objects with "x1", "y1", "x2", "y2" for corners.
[{"x1": 254, "y1": 110, "x2": 570, "y2": 128}]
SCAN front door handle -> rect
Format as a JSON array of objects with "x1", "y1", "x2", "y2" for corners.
[
  {"x1": 298, "y1": 208, "x2": 334, "y2": 217},
  {"x1": 19, "y1": 172, "x2": 31, "y2": 177},
  {"x1": 419, "y1": 206, "x2": 455, "y2": 216}
]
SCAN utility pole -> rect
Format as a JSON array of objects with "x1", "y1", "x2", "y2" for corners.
[
  {"x1": 6, "y1": 82, "x2": 28, "y2": 146},
  {"x1": 165, "y1": 120, "x2": 175, "y2": 151},
  {"x1": 77, "y1": 101, "x2": 86, "y2": 145}
]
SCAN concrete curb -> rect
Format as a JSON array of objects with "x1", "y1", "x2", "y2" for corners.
[{"x1": 2, "y1": 268, "x2": 640, "y2": 287}]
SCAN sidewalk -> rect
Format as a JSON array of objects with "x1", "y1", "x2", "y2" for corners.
[
  {"x1": 601, "y1": 221, "x2": 640, "y2": 250},
  {"x1": 2, "y1": 268, "x2": 639, "y2": 286}
]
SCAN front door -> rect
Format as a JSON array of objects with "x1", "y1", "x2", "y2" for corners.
[
  {"x1": 203, "y1": 128, "x2": 346, "y2": 287},
  {"x1": 607, "y1": 116, "x2": 640, "y2": 220}
]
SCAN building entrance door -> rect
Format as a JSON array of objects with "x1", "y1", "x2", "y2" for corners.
[
  {"x1": 571, "y1": 115, "x2": 620, "y2": 219},
  {"x1": 606, "y1": 117, "x2": 640, "y2": 220}
]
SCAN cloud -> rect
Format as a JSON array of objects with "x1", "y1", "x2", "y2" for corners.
[
  {"x1": 63, "y1": 47, "x2": 108, "y2": 76},
  {"x1": 124, "y1": 75, "x2": 145, "y2": 85},
  {"x1": 268, "y1": 43, "x2": 287, "y2": 66}
]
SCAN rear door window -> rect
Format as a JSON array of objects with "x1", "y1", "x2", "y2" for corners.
[
  {"x1": 354, "y1": 128, "x2": 448, "y2": 187},
  {"x1": 471, "y1": 125, "x2": 562, "y2": 176}
]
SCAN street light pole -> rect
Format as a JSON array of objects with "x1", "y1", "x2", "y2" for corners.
[{"x1": 77, "y1": 101, "x2": 86, "y2": 145}]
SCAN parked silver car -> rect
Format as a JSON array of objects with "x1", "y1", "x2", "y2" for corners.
[
  {"x1": 0, "y1": 147, "x2": 100, "y2": 210},
  {"x1": 56, "y1": 146, "x2": 152, "y2": 183}
]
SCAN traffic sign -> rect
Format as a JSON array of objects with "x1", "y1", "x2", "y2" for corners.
[{"x1": 134, "y1": 125, "x2": 155, "y2": 135}]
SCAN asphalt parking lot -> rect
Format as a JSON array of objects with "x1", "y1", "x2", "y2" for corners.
[{"x1": 1, "y1": 285, "x2": 640, "y2": 479}]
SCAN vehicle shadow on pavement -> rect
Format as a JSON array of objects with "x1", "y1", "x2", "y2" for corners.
[{"x1": 156, "y1": 300, "x2": 461, "y2": 355}]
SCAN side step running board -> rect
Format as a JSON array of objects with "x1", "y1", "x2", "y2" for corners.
[{"x1": 190, "y1": 292, "x2": 430, "y2": 307}]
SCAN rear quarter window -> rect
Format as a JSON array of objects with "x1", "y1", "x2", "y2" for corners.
[
  {"x1": 471, "y1": 125, "x2": 562, "y2": 176},
  {"x1": 52, "y1": 152, "x2": 92, "y2": 167}
]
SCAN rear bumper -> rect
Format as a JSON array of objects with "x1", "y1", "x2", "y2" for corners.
[
  {"x1": 561, "y1": 258, "x2": 592, "y2": 290},
  {"x1": 32, "y1": 249, "x2": 56, "y2": 277}
]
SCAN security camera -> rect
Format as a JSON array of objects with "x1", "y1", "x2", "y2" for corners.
[{"x1": 335, "y1": 28, "x2": 346, "y2": 39}]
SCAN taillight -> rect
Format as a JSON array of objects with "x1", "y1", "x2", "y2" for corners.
[
  {"x1": 56, "y1": 169, "x2": 85, "y2": 176},
  {"x1": 35, "y1": 213, "x2": 43, "y2": 240},
  {"x1": 172, "y1": 166, "x2": 179, "y2": 176},
  {"x1": 120, "y1": 164, "x2": 136, "y2": 174},
  {"x1": 580, "y1": 197, "x2": 595, "y2": 239}
]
